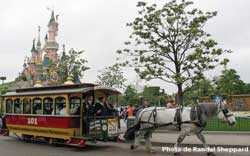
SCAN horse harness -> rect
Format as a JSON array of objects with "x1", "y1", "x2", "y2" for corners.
[{"x1": 138, "y1": 105, "x2": 206, "y2": 132}]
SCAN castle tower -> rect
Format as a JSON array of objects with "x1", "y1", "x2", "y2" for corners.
[
  {"x1": 21, "y1": 9, "x2": 61, "y2": 87},
  {"x1": 36, "y1": 26, "x2": 41, "y2": 51},
  {"x1": 29, "y1": 39, "x2": 38, "y2": 82},
  {"x1": 30, "y1": 39, "x2": 38, "y2": 65},
  {"x1": 44, "y1": 10, "x2": 59, "y2": 63}
]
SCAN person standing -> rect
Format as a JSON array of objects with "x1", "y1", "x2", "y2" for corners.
[
  {"x1": 86, "y1": 96, "x2": 95, "y2": 116},
  {"x1": 95, "y1": 97, "x2": 108, "y2": 116},
  {"x1": 127, "y1": 104, "x2": 134, "y2": 117}
]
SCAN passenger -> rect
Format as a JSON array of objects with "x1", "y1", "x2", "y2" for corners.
[
  {"x1": 71, "y1": 105, "x2": 80, "y2": 115},
  {"x1": 70, "y1": 100, "x2": 80, "y2": 115},
  {"x1": 24, "y1": 104, "x2": 31, "y2": 114},
  {"x1": 14, "y1": 105, "x2": 21, "y2": 114},
  {"x1": 14, "y1": 100, "x2": 21, "y2": 114},
  {"x1": 59, "y1": 104, "x2": 66, "y2": 115},
  {"x1": 34, "y1": 104, "x2": 42, "y2": 114},
  {"x1": 95, "y1": 97, "x2": 107, "y2": 116},
  {"x1": 44, "y1": 104, "x2": 53, "y2": 115},
  {"x1": 106, "y1": 102, "x2": 116, "y2": 116},
  {"x1": 119, "y1": 107, "x2": 123, "y2": 118},
  {"x1": 86, "y1": 96, "x2": 95, "y2": 116}
]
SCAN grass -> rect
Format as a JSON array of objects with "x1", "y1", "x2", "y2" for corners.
[{"x1": 205, "y1": 117, "x2": 250, "y2": 131}]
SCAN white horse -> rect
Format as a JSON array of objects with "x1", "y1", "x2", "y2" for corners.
[{"x1": 124, "y1": 101, "x2": 236, "y2": 156}]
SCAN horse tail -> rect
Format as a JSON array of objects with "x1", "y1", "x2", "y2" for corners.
[{"x1": 124, "y1": 122, "x2": 141, "y2": 141}]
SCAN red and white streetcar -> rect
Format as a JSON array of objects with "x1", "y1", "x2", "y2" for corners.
[{"x1": 0, "y1": 83, "x2": 121, "y2": 147}]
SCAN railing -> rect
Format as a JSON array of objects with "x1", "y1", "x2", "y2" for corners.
[{"x1": 205, "y1": 117, "x2": 250, "y2": 131}]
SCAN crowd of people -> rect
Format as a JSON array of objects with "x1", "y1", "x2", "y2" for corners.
[{"x1": 118, "y1": 98, "x2": 177, "y2": 120}]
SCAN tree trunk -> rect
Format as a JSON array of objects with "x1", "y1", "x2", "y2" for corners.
[{"x1": 176, "y1": 83, "x2": 183, "y2": 106}]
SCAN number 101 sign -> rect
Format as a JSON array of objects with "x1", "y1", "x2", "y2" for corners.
[{"x1": 27, "y1": 118, "x2": 38, "y2": 125}]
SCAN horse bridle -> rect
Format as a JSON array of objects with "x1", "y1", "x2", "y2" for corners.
[
  {"x1": 222, "y1": 108, "x2": 234, "y2": 118},
  {"x1": 217, "y1": 102, "x2": 234, "y2": 120}
]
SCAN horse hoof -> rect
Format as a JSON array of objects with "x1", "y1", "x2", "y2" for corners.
[
  {"x1": 174, "y1": 152, "x2": 181, "y2": 156},
  {"x1": 131, "y1": 145, "x2": 138, "y2": 150},
  {"x1": 130, "y1": 145, "x2": 134, "y2": 150},
  {"x1": 146, "y1": 149, "x2": 155, "y2": 153},
  {"x1": 207, "y1": 152, "x2": 215, "y2": 156}
]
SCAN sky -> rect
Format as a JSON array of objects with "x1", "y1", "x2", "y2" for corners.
[{"x1": 0, "y1": 0, "x2": 250, "y2": 93}]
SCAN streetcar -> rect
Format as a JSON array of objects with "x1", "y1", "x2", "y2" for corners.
[{"x1": 0, "y1": 83, "x2": 121, "y2": 147}]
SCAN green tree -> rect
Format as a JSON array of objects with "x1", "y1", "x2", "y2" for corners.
[
  {"x1": 122, "y1": 85, "x2": 139, "y2": 106},
  {"x1": 117, "y1": 0, "x2": 230, "y2": 105},
  {"x1": 215, "y1": 69, "x2": 245, "y2": 96},
  {"x1": 143, "y1": 86, "x2": 160, "y2": 106},
  {"x1": 57, "y1": 48, "x2": 89, "y2": 83},
  {"x1": 0, "y1": 84, "x2": 8, "y2": 114},
  {"x1": 0, "y1": 84, "x2": 8, "y2": 95},
  {"x1": 243, "y1": 83, "x2": 250, "y2": 94},
  {"x1": 96, "y1": 64, "x2": 127, "y2": 89},
  {"x1": 184, "y1": 78, "x2": 214, "y2": 105}
]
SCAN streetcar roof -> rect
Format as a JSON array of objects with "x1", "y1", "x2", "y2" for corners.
[{"x1": 3, "y1": 84, "x2": 120, "y2": 97}]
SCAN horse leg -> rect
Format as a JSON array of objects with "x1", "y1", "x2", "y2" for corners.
[
  {"x1": 174, "y1": 130, "x2": 188, "y2": 156},
  {"x1": 130, "y1": 131, "x2": 141, "y2": 150},
  {"x1": 144, "y1": 131, "x2": 155, "y2": 153},
  {"x1": 196, "y1": 132, "x2": 215, "y2": 156}
]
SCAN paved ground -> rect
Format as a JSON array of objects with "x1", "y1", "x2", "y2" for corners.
[
  {"x1": 121, "y1": 119, "x2": 250, "y2": 146},
  {"x1": 151, "y1": 132, "x2": 250, "y2": 146},
  {"x1": 0, "y1": 136, "x2": 249, "y2": 156}
]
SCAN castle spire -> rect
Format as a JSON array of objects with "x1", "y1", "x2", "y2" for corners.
[
  {"x1": 45, "y1": 9, "x2": 59, "y2": 50},
  {"x1": 36, "y1": 26, "x2": 41, "y2": 50},
  {"x1": 31, "y1": 38, "x2": 36, "y2": 52},
  {"x1": 44, "y1": 34, "x2": 48, "y2": 42},
  {"x1": 62, "y1": 44, "x2": 65, "y2": 53},
  {"x1": 48, "y1": 10, "x2": 56, "y2": 26}
]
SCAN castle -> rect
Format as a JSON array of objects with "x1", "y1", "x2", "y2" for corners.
[{"x1": 22, "y1": 10, "x2": 62, "y2": 87}]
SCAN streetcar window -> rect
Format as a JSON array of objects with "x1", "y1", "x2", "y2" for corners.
[
  {"x1": 14, "y1": 99, "x2": 22, "y2": 114},
  {"x1": 43, "y1": 98, "x2": 53, "y2": 115},
  {"x1": 69, "y1": 97, "x2": 80, "y2": 115},
  {"x1": 33, "y1": 98, "x2": 42, "y2": 114},
  {"x1": 23, "y1": 98, "x2": 31, "y2": 114},
  {"x1": 55, "y1": 97, "x2": 66, "y2": 115},
  {"x1": 5, "y1": 99, "x2": 13, "y2": 113}
]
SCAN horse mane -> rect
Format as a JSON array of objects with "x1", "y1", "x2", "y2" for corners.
[{"x1": 197, "y1": 102, "x2": 218, "y2": 118}]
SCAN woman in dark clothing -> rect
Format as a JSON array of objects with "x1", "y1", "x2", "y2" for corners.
[
  {"x1": 95, "y1": 97, "x2": 107, "y2": 116},
  {"x1": 86, "y1": 96, "x2": 95, "y2": 116}
]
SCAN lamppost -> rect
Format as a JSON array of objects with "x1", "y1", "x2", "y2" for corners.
[
  {"x1": 0, "y1": 76, "x2": 6, "y2": 115},
  {"x1": 0, "y1": 76, "x2": 6, "y2": 85}
]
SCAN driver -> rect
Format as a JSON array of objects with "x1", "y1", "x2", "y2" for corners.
[{"x1": 95, "y1": 97, "x2": 108, "y2": 116}]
